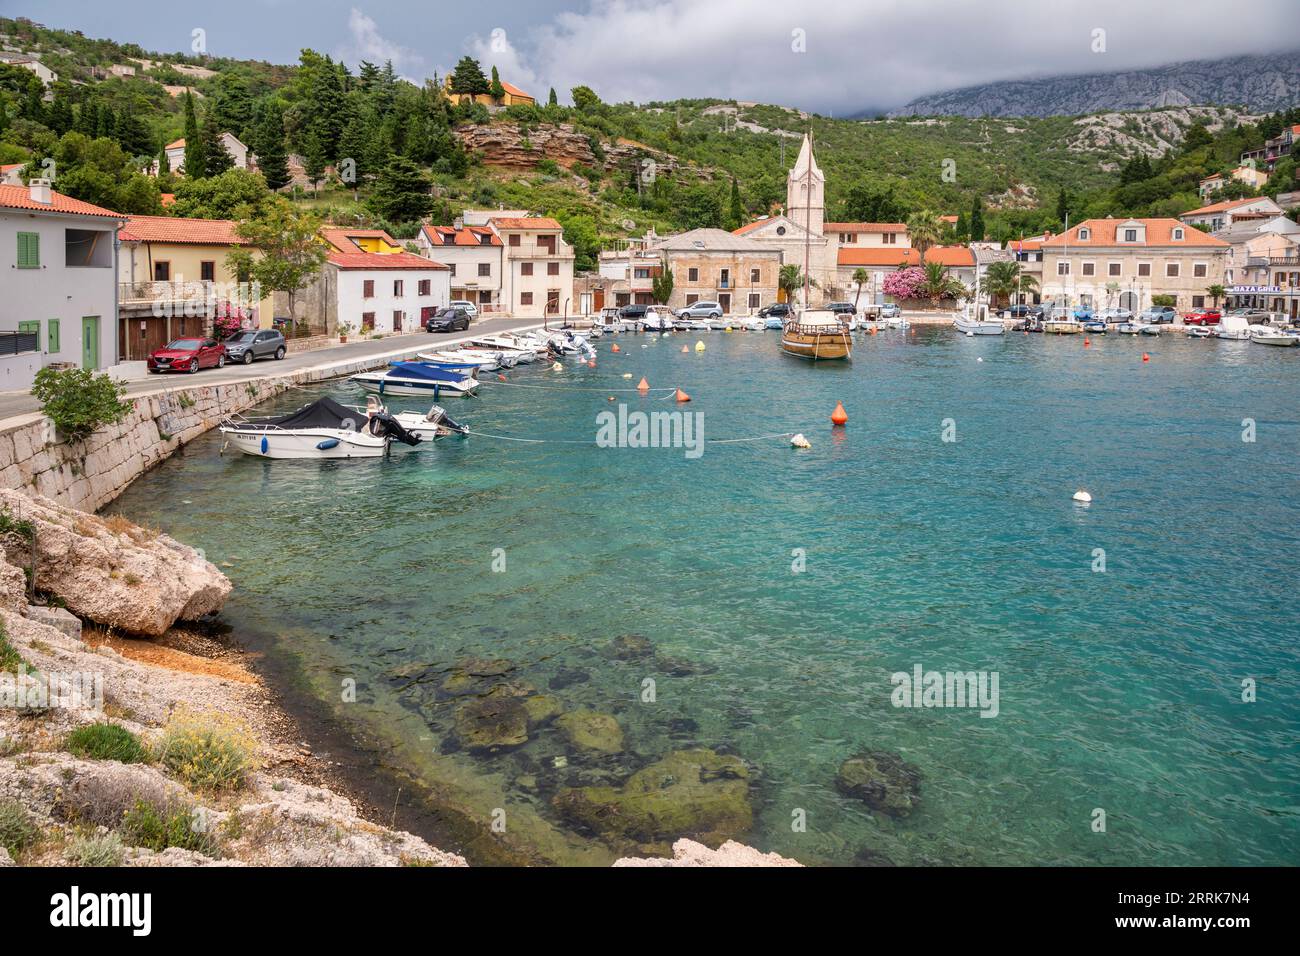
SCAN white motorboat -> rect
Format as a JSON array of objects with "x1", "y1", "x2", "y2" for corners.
[
  {"x1": 218, "y1": 397, "x2": 419, "y2": 459},
  {"x1": 350, "y1": 361, "x2": 480, "y2": 398},
  {"x1": 1249, "y1": 328, "x2": 1299, "y2": 347},
  {"x1": 418, "y1": 348, "x2": 513, "y2": 371},
  {"x1": 706, "y1": 317, "x2": 729, "y2": 331},
  {"x1": 953, "y1": 303, "x2": 1005, "y2": 336},
  {"x1": 1186, "y1": 326, "x2": 1214, "y2": 338},
  {"x1": 882, "y1": 315, "x2": 909, "y2": 329},
  {"x1": 362, "y1": 398, "x2": 470, "y2": 443},
  {"x1": 641, "y1": 307, "x2": 674, "y2": 332},
  {"x1": 1214, "y1": 316, "x2": 1253, "y2": 340},
  {"x1": 471, "y1": 335, "x2": 539, "y2": 362},
  {"x1": 736, "y1": 317, "x2": 765, "y2": 331}
]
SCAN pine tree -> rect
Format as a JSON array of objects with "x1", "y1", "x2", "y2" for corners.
[
  {"x1": 255, "y1": 106, "x2": 290, "y2": 191},
  {"x1": 307, "y1": 55, "x2": 345, "y2": 158},
  {"x1": 183, "y1": 90, "x2": 205, "y2": 177},
  {"x1": 201, "y1": 112, "x2": 234, "y2": 177},
  {"x1": 448, "y1": 56, "x2": 489, "y2": 96},
  {"x1": 1055, "y1": 187, "x2": 1071, "y2": 228},
  {"x1": 367, "y1": 155, "x2": 434, "y2": 223},
  {"x1": 303, "y1": 133, "x2": 328, "y2": 195}
]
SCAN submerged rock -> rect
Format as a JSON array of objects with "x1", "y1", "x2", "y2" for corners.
[
  {"x1": 452, "y1": 696, "x2": 530, "y2": 752},
  {"x1": 835, "y1": 750, "x2": 922, "y2": 818},
  {"x1": 439, "y1": 657, "x2": 517, "y2": 697},
  {"x1": 555, "y1": 709, "x2": 624, "y2": 753},
  {"x1": 548, "y1": 666, "x2": 590, "y2": 691},
  {"x1": 553, "y1": 748, "x2": 752, "y2": 847},
  {"x1": 607, "y1": 633, "x2": 654, "y2": 660},
  {"x1": 0, "y1": 489, "x2": 230, "y2": 636},
  {"x1": 522, "y1": 694, "x2": 564, "y2": 728}
]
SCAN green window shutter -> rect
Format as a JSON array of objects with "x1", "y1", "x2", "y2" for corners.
[
  {"x1": 17, "y1": 320, "x2": 40, "y2": 350},
  {"x1": 48, "y1": 318, "x2": 60, "y2": 353},
  {"x1": 16, "y1": 232, "x2": 40, "y2": 268}
]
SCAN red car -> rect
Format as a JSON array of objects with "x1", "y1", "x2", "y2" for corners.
[
  {"x1": 147, "y1": 337, "x2": 227, "y2": 373},
  {"x1": 1182, "y1": 308, "x2": 1222, "y2": 326}
]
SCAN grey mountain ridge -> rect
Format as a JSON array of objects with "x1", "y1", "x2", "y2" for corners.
[{"x1": 887, "y1": 50, "x2": 1300, "y2": 118}]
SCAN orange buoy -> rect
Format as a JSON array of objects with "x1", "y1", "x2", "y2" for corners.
[
  {"x1": 681, "y1": 345, "x2": 689, "y2": 353},
  {"x1": 611, "y1": 344, "x2": 620, "y2": 353},
  {"x1": 674, "y1": 388, "x2": 691, "y2": 403},
  {"x1": 870, "y1": 326, "x2": 877, "y2": 336},
  {"x1": 1142, "y1": 352, "x2": 1150, "y2": 363},
  {"x1": 1084, "y1": 337, "x2": 1090, "y2": 347},
  {"x1": 637, "y1": 376, "x2": 649, "y2": 392},
  {"x1": 587, "y1": 360, "x2": 596, "y2": 368},
  {"x1": 831, "y1": 401, "x2": 848, "y2": 426},
  {"x1": 497, "y1": 374, "x2": 507, "y2": 382}
]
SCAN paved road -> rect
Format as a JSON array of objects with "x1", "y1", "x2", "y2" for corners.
[{"x1": 0, "y1": 315, "x2": 548, "y2": 424}]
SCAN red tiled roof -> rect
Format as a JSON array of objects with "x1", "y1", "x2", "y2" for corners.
[
  {"x1": 500, "y1": 81, "x2": 531, "y2": 99},
  {"x1": 328, "y1": 251, "x2": 448, "y2": 271},
  {"x1": 940, "y1": 215, "x2": 958, "y2": 223},
  {"x1": 490, "y1": 216, "x2": 561, "y2": 230},
  {"x1": 823, "y1": 222, "x2": 908, "y2": 233},
  {"x1": 926, "y1": 245, "x2": 976, "y2": 266},
  {"x1": 732, "y1": 219, "x2": 770, "y2": 236},
  {"x1": 837, "y1": 245, "x2": 973, "y2": 267},
  {"x1": 1044, "y1": 218, "x2": 1227, "y2": 248},
  {"x1": 160, "y1": 193, "x2": 176, "y2": 207},
  {"x1": 0, "y1": 163, "x2": 24, "y2": 173},
  {"x1": 166, "y1": 138, "x2": 185, "y2": 150},
  {"x1": 118, "y1": 214, "x2": 241, "y2": 245},
  {"x1": 0, "y1": 183, "x2": 122, "y2": 218},
  {"x1": 1013, "y1": 238, "x2": 1044, "y2": 251},
  {"x1": 421, "y1": 223, "x2": 503, "y2": 247},
  {"x1": 320, "y1": 227, "x2": 402, "y2": 253},
  {"x1": 1181, "y1": 196, "x2": 1265, "y2": 217}
]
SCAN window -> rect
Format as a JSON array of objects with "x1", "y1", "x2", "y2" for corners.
[
  {"x1": 686, "y1": 294, "x2": 699, "y2": 305},
  {"x1": 775, "y1": 226, "x2": 786, "y2": 236},
  {"x1": 1138, "y1": 262, "x2": 1151, "y2": 277},
  {"x1": 1124, "y1": 229, "x2": 1138, "y2": 242},
  {"x1": 1166, "y1": 263, "x2": 1180, "y2": 278},
  {"x1": 883, "y1": 233, "x2": 897, "y2": 245},
  {"x1": 1172, "y1": 228, "x2": 1184, "y2": 240},
  {"x1": 361, "y1": 312, "x2": 375, "y2": 331},
  {"x1": 48, "y1": 318, "x2": 59, "y2": 353},
  {"x1": 363, "y1": 279, "x2": 375, "y2": 298},
  {"x1": 1193, "y1": 263, "x2": 1207, "y2": 278},
  {"x1": 750, "y1": 268, "x2": 761, "y2": 283},
  {"x1": 418, "y1": 279, "x2": 431, "y2": 295},
  {"x1": 1192, "y1": 296, "x2": 1205, "y2": 307},
  {"x1": 1108, "y1": 262, "x2": 1121, "y2": 277},
  {"x1": 448, "y1": 263, "x2": 456, "y2": 276},
  {"x1": 634, "y1": 267, "x2": 650, "y2": 279},
  {"x1": 154, "y1": 261, "x2": 171, "y2": 281},
  {"x1": 840, "y1": 233, "x2": 856, "y2": 244},
  {"x1": 548, "y1": 262, "x2": 559, "y2": 276},
  {"x1": 1078, "y1": 228, "x2": 1090, "y2": 240},
  {"x1": 719, "y1": 269, "x2": 730, "y2": 288},
  {"x1": 16, "y1": 231, "x2": 39, "y2": 268},
  {"x1": 748, "y1": 293, "x2": 761, "y2": 309},
  {"x1": 521, "y1": 262, "x2": 534, "y2": 276},
  {"x1": 509, "y1": 234, "x2": 520, "y2": 247},
  {"x1": 478, "y1": 262, "x2": 491, "y2": 277},
  {"x1": 17, "y1": 320, "x2": 40, "y2": 350},
  {"x1": 1057, "y1": 261, "x2": 1070, "y2": 276},
  {"x1": 539, "y1": 236, "x2": 556, "y2": 254},
  {"x1": 393, "y1": 280, "x2": 404, "y2": 296},
  {"x1": 1081, "y1": 262, "x2": 1095, "y2": 277},
  {"x1": 200, "y1": 260, "x2": 215, "y2": 282},
  {"x1": 520, "y1": 292, "x2": 533, "y2": 305},
  {"x1": 688, "y1": 267, "x2": 699, "y2": 282}
]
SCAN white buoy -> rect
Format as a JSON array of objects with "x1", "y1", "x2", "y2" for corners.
[
  {"x1": 1072, "y1": 490, "x2": 1092, "y2": 503},
  {"x1": 790, "y1": 433, "x2": 811, "y2": 449},
  {"x1": 551, "y1": 362, "x2": 563, "y2": 371},
  {"x1": 976, "y1": 357, "x2": 983, "y2": 362}
]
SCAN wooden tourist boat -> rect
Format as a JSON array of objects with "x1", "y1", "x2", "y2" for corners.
[{"x1": 781, "y1": 309, "x2": 853, "y2": 360}]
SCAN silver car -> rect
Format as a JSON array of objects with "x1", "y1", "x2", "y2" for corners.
[
  {"x1": 223, "y1": 329, "x2": 287, "y2": 364},
  {"x1": 674, "y1": 300, "x2": 724, "y2": 319}
]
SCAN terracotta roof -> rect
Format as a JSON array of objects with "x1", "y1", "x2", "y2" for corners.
[
  {"x1": 119, "y1": 214, "x2": 241, "y2": 245},
  {"x1": 1013, "y1": 238, "x2": 1044, "y2": 251},
  {"x1": 0, "y1": 163, "x2": 24, "y2": 173},
  {"x1": 160, "y1": 193, "x2": 176, "y2": 207},
  {"x1": 1199, "y1": 173, "x2": 1226, "y2": 183},
  {"x1": 1181, "y1": 196, "x2": 1267, "y2": 217},
  {"x1": 328, "y1": 251, "x2": 448, "y2": 271},
  {"x1": 490, "y1": 216, "x2": 561, "y2": 230},
  {"x1": 320, "y1": 227, "x2": 402, "y2": 253},
  {"x1": 940, "y1": 215, "x2": 958, "y2": 223},
  {"x1": 732, "y1": 219, "x2": 770, "y2": 236},
  {"x1": 0, "y1": 183, "x2": 122, "y2": 218},
  {"x1": 837, "y1": 245, "x2": 973, "y2": 267},
  {"x1": 1045, "y1": 218, "x2": 1228, "y2": 248},
  {"x1": 500, "y1": 81, "x2": 531, "y2": 99},
  {"x1": 166, "y1": 138, "x2": 185, "y2": 150},
  {"x1": 823, "y1": 222, "x2": 908, "y2": 233},
  {"x1": 421, "y1": 223, "x2": 503, "y2": 247}
]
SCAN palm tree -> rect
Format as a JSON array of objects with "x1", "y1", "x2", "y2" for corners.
[
  {"x1": 1206, "y1": 284, "x2": 1225, "y2": 308},
  {"x1": 851, "y1": 267, "x2": 869, "y2": 311},
  {"x1": 982, "y1": 260, "x2": 1038, "y2": 308},
  {"x1": 906, "y1": 209, "x2": 943, "y2": 259},
  {"x1": 779, "y1": 264, "x2": 807, "y2": 308},
  {"x1": 920, "y1": 260, "x2": 966, "y2": 304}
]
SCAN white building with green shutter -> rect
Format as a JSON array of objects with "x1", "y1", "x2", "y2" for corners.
[{"x1": 0, "y1": 180, "x2": 124, "y2": 391}]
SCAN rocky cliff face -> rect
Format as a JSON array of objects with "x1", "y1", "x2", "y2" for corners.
[
  {"x1": 454, "y1": 122, "x2": 709, "y2": 182},
  {"x1": 890, "y1": 51, "x2": 1300, "y2": 118}
]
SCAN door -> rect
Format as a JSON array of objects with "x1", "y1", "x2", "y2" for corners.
[
  {"x1": 82, "y1": 316, "x2": 100, "y2": 369},
  {"x1": 718, "y1": 294, "x2": 731, "y2": 314}
]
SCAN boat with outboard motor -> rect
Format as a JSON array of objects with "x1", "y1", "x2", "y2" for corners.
[
  {"x1": 953, "y1": 303, "x2": 1005, "y2": 336},
  {"x1": 355, "y1": 396, "x2": 470, "y2": 443},
  {"x1": 350, "y1": 361, "x2": 480, "y2": 398},
  {"x1": 417, "y1": 347, "x2": 512, "y2": 371},
  {"x1": 218, "y1": 396, "x2": 421, "y2": 459}
]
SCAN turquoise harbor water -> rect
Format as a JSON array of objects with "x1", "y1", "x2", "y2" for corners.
[{"x1": 111, "y1": 328, "x2": 1300, "y2": 865}]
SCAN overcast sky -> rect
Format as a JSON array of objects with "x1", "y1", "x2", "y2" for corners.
[{"x1": 21, "y1": 0, "x2": 1300, "y2": 114}]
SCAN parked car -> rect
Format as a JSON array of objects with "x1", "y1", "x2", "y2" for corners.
[
  {"x1": 878, "y1": 303, "x2": 902, "y2": 319},
  {"x1": 425, "y1": 307, "x2": 471, "y2": 332},
  {"x1": 1140, "y1": 306, "x2": 1178, "y2": 324},
  {"x1": 1225, "y1": 308, "x2": 1272, "y2": 325},
  {"x1": 1097, "y1": 307, "x2": 1134, "y2": 323},
  {"x1": 758, "y1": 302, "x2": 791, "y2": 319},
  {"x1": 618, "y1": 304, "x2": 649, "y2": 323},
  {"x1": 1072, "y1": 305, "x2": 1095, "y2": 321},
  {"x1": 448, "y1": 299, "x2": 480, "y2": 320},
  {"x1": 148, "y1": 337, "x2": 226, "y2": 373},
  {"x1": 674, "y1": 300, "x2": 724, "y2": 319},
  {"x1": 1183, "y1": 307, "x2": 1222, "y2": 326},
  {"x1": 223, "y1": 329, "x2": 287, "y2": 364},
  {"x1": 1002, "y1": 304, "x2": 1044, "y2": 319}
]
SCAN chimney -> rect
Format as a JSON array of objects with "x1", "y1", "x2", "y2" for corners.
[
  {"x1": 453, "y1": 216, "x2": 464, "y2": 230},
  {"x1": 29, "y1": 178, "x2": 52, "y2": 205}
]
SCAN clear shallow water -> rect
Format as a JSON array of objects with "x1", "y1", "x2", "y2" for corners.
[{"x1": 112, "y1": 328, "x2": 1300, "y2": 865}]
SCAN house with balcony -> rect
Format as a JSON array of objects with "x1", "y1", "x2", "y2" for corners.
[
  {"x1": 488, "y1": 216, "x2": 575, "y2": 319},
  {"x1": 1179, "y1": 196, "x2": 1282, "y2": 233},
  {"x1": 650, "y1": 228, "x2": 782, "y2": 314},
  {"x1": 117, "y1": 214, "x2": 270, "y2": 359},
  {"x1": 0, "y1": 180, "x2": 123, "y2": 391},
  {"x1": 1240, "y1": 124, "x2": 1299, "y2": 172},
  {"x1": 414, "y1": 223, "x2": 504, "y2": 311},
  {"x1": 1041, "y1": 218, "x2": 1229, "y2": 313},
  {"x1": 1199, "y1": 166, "x2": 1270, "y2": 198},
  {"x1": 583, "y1": 233, "x2": 665, "y2": 313}
]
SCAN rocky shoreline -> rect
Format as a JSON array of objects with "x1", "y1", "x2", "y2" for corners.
[{"x1": 0, "y1": 488, "x2": 801, "y2": 868}]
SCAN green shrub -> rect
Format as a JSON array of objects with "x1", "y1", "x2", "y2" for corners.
[
  {"x1": 0, "y1": 622, "x2": 24, "y2": 673},
  {"x1": 0, "y1": 799, "x2": 38, "y2": 856},
  {"x1": 30, "y1": 367, "x2": 133, "y2": 443},
  {"x1": 66, "y1": 722, "x2": 149, "y2": 763},
  {"x1": 65, "y1": 831, "x2": 125, "y2": 867},
  {"x1": 120, "y1": 800, "x2": 217, "y2": 855},
  {"x1": 157, "y1": 709, "x2": 258, "y2": 792}
]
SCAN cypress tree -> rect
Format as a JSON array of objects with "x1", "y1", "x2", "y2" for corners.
[
  {"x1": 255, "y1": 106, "x2": 290, "y2": 190},
  {"x1": 969, "y1": 195, "x2": 985, "y2": 242},
  {"x1": 489, "y1": 66, "x2": 506, "y2": 101},
  {"x1": 183, "y1": 90, "x2": 205, "y2": 177},
  {"x1": 200, "y1": 111, "x2": 234, "y2": 177},
  {"x1": 548, "y1": 88, "x2": 558, "y2": 106}
]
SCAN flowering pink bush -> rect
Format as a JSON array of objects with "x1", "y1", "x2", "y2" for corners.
[
  {"x1": 882, "y1": 267, "x2": 925, "y2": 300},
  {"x1": 213, "y1": 312, "x2": 245, "y2": 340}
]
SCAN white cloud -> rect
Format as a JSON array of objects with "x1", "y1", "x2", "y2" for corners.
[
  {"x1": 339, "y1": 7, "x2": 426, "y2": 80},
  {"x1": 466, "y1": 0, "x2": 1299, "y2": 114}
]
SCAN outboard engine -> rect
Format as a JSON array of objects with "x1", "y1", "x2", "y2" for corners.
[
  {"x1": 424, "y1": 404, "x2": 469, "y2": 436},
  {"x1": 367, "y1": 411, "x2": 422, "y2": 446}
]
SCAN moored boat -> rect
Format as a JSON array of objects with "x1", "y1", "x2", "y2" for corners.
[
  {"x1": 1249, "y1": 328, "x2": 1299, "y2": 347},
  {"x1": 218, "y1": 397, "x2": 418, "y2": 459},
  {"x1": 953, "y1": 303, "x2": 1005, "y2": 335},
  {"x1": 781, "y1": 309, "x2": 852, "y2": 360},
  {"x1": 350, "y1": 361, "x2": 480, "y2": 398}
]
